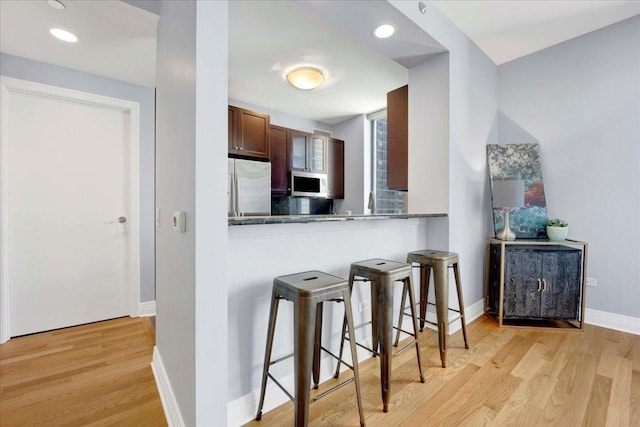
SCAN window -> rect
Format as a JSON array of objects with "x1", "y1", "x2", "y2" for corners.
[{"x1": 372, "y1": 116, "x2": 405, "y2": 214}]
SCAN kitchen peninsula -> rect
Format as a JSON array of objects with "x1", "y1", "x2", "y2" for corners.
[
  {"x1": 228, "y1": 212, "x2": 446, "y2": 225},
  {"x1": 227, "y1": 212, "x2": 449, "y2": 425}
]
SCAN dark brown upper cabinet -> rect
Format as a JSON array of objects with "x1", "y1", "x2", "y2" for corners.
[
  {"x1": 387, "y1": 85, "x2": 408, "y2": 191},
  {"x1": 228, "y1": 105, "x2": 270, "y2": 159},
  {"x1": 269, "y1": 125, "x2": 290, "y2": 196},
  {"x1": 326, "y1": 138, "x2": 344, "y2": 199},
  {"x1": 290, "y1": 131, "x2": 326, "y2": 173}
]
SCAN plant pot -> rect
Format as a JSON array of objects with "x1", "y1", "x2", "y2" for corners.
[{"x1": 547, "y1": 226, "x2": 569, "y2": 241}]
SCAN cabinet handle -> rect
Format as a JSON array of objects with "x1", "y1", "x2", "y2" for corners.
[
  {"x1": 542, "y1": 279, "x2": 547, "y2": 291},
  {"x1": 239, "y1": 147, "x2": 243, "y2": 151},
  {"x1": 537, "y1": 278, "x2": 542, "y2": 292}
]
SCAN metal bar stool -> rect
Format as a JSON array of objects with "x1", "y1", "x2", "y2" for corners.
[
  {"x1": 334, "y1": 259, "x2": 424, "y2": 413},
  {"x1": 396, "y1": 250, "x2": 469, "y2": 368},
  {"x1": 256, "y1": 271, "x2": 365, "y2": 427}
]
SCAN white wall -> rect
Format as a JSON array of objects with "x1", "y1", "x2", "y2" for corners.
[
  {"x1": 391, "y1": 1, "x2": 499, "y2": 307},
  {"x1": 0, "y1": 52, "x2": 156, "y2": 303},
  {"x1": 332, "y1": 114, "x2": 370, "y2": 214},
  {"x1": 195, "y1": 1, "x2": 230, "y2": 425},
  {"x1": 499, "y1": 15, "x2": 640, "y2": 318},
  {"x1": 155, "y1": 1, "x2": 229, "y2": 424},
  {"x1": 155, "y1": 0, "x2": 197, "y2": 423},
  {"x1": 408, "y1": 52, "x2": 450, "y2": 214}
]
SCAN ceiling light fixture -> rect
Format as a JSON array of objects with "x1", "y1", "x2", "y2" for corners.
[
  {"x1": 50, "y1": 28, "x2": 78, "y2": 43},
  {"x1": 47, "y1": 0, "x2": 65, "y2": 10},
  {"x1": 286, "y1": 67, "x2": 325, "y2": 90},
  {"x1": 373, "y1": 24, "x2": 396, "y2": 39}
]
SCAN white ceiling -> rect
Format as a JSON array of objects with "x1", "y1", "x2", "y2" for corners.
[
  {"x1": 229, "y1": 0, "x2": 444, "y2": 125},
  {"x1": 0, "y1": 0, "x2": 157, "y2": 88},
  {"x1": 2, "y1": 1, "x2": 639, "y2": 122},
  {"x1": 432, "y1": 0, "x2": 640, "y2": 65}
]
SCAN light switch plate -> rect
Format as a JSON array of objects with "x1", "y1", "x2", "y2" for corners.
[{"x1": 172, "y1": 211, "x2": 186, "y2": 233}]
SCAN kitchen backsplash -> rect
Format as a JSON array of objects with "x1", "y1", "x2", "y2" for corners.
[{"x1": 271, "y1": 196, "x2": 334, "y2": 215}]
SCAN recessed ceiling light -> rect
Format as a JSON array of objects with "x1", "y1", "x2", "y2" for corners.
[
  {"x1": 286, "y1": 67, "x2": 325, "y2": 90},
  {"x1": 47, "y1": 0, "x2": 65, "y2": 10},
  {"x1": 373, "y1": 24, "x2": 396, "y2": 39},
  {"x1": 50, "y1": 28, "x2": 78, "y2": 43}
]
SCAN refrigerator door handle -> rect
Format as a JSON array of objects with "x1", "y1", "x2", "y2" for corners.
[{"x1": 234, "y1": 171, "x2": 239, "y2": 217}]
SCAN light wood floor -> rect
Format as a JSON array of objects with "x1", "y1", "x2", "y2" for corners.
[
  {"x1": 1, "y1": 316, "x2": 638, "y2": 426},
  {"x1": 0, "y1": 316, "x2": 167, "y2": 427},
  {"x1": 246, "y1": 316, "x2": 640, "y2": 427}
]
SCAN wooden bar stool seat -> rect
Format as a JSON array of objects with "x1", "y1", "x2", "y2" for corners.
[
  {"x1": 334, "y1": 259, "x2": 424, "y2": 413},
  {"x1": 256, "y1": 271, "x2": 365, "y2": 427},
  {"x1": 398, "y1": 250, "x2": 470, "y2": 368}
]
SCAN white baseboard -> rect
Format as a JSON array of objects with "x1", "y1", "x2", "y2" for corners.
[
  {"x1": 152, "y1": 346, "x2": 185, "y2": 427},
  {"x1": 585, "y1": 308, "x2": 640, "y2": 335},
  {"x1": 139, "y1": 300, "x2": 156, "y2": 317}
]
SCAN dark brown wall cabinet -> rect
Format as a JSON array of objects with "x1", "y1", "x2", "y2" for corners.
[
  {"x1": 269, "y1": 125, "x2": 290, "y2": 196},
  {"x1": 326, "y1": 138, "x2": 344, "y2": 199},
  {"x1": 386, "y1": 85, "x2": 408, "y2": 191},
  {"x1": 487, "y1": 245, "x2": 582, "y2": 321},
  {"x1": 228, "y1": 106, "x2": 270, "y2": 159}
]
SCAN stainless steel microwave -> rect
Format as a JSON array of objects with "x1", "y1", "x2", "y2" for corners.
[{"x1": 291, "y1": 170, "x2": 328, "y2": 198}]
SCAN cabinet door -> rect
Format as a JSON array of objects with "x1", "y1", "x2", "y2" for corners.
[
  {"x1": 540, "y1": 250, "x2": 581, "y2": 319},
  {"x1": 269, "y1": 125, "x2": 290, "y2": 196},
  {"x1": 503, "y1": 249, "x2": 542, "y2": 319},
  {"x1": 309, "y1": 135, "x2": 326, "y2": 172},
  {"x1": 238, "y1": 109, "x2": 270, "y2": 159},
  {"x1": 228, "y1": 106, "x2": 239, "y2": 154},
  {"x1": 326, "y1": 138, "x2": 344, "y2": 199},
  {"x1": 387, "y1": 85, "x2": 408, "y2": 191},
  {"x1": 291, "y1": 132, "x2": 308, "y2": 170},
  {"x1": 487, "y1": 244, "x2": 502, "y2": 316}
]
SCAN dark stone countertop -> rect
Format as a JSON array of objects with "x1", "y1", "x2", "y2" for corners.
[{"x1": 228, "y1": 212, "x2": 447, "y2": 226}]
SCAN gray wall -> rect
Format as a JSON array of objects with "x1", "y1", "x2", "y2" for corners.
[
  {"x1": 155, "y1": 1, "x2": 197, "y2": 424},
  {"x1": 392, "y1": 1, "x2": 499, "y2": 308},
  {"x1": 155, "y1": 0, "x2": 229, "y2": 425},
  {"x1": 0, "y1": 52, "x2": 156, "y2": 303},
  {"x1": 499, "y1": 15, "x2": 640, "y2": 317},
  {"x1": 332, "y1": 114, "x2": 370, "y2": 215}
]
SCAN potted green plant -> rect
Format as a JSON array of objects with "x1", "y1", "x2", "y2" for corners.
[{"x1": 547, "y1": 218, "x2": 569, "y2": 241}]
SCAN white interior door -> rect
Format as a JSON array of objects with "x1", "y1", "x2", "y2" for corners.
[{"x1": 1, "y1": 78, "x2": 139, "y2": 338}]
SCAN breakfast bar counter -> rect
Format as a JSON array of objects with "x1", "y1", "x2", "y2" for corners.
[{"x1": 228, "y1": 212, "x2": 447, "y2": 226}]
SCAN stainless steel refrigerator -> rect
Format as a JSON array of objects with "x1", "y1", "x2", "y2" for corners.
[{"x1": 228, "y1": 158, "x2": 271, "y2": 217}]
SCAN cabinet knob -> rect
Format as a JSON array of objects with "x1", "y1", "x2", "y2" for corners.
[{"x1": 239, "y1": 147, "x2": 243, "y2": 151}]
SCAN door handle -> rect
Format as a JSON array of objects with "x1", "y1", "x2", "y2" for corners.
[{"x1": 105, "y1": 216, "x2": 126, "y2": 224}]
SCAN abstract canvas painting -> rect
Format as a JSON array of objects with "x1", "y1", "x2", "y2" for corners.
[{"x1": 487, "y1": 143, "x2": 548, "y2": 238}]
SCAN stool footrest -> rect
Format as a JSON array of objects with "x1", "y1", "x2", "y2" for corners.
[
  {"x1": 392, "y1": 326, "x2": 417, "y2": 337},
  {"x1": 401, "y1": 310, "x2": 464, "y2": 326},
  {"x1": 267, "y1": 373, "x2": 294, "y2": 402},
  {"x1": 402, "y1": 302, "x2": 464, "y2": 315},
  {"x1": 345, "y1": 338, "x2": 380, "y2": 357},
  {"x1": 269, "y1": 353, "x2": 294, "y2": 366},
  {"x1": 320, "y1": 346, "x2": 353, "y2": 371},
  {"x1": 394, "y1": 339, "x2": 419, "y2": 357},
  {"x1": 311, "y1": 377, "x2": 354, "y2": 402},
  {"x1": 265, "y1": 344, "x2": 360, "y2": 405}
]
